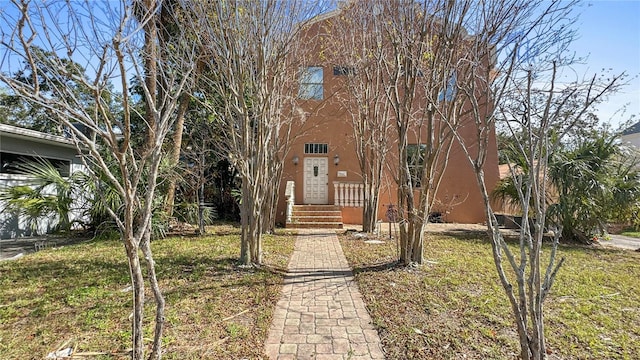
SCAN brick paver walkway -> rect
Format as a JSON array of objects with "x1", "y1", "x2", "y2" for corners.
[{"x1": 265, "y1": 229, "x2": 385, "y2": 360}]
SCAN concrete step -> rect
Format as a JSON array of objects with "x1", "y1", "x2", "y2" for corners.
[
  {"x1": 286, "y1": 222, "x2": 344, "y2": 229},
  {"x1": 291, "y1": 210, "x2": 342, "y2": 215},
  {"x1": 291, "y1": 216, "x2": 343, "y2": 223},
  {"x1": 292, "y1": 205, "x2": 341, "y2": 212},
  {"x1": 287, "y1": 205, "x2": 344, "y2": 229}
]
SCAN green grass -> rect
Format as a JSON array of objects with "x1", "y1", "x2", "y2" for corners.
[
  {"x1": 4, "y1": 225, "x2": 638, "y2": 359},
  {"x1": 340, "y1": 233, "x2": 640, "y2": 359},
  {"x1": 620, "y1": 231, "x2": 640, "y2": 238},
  {"x1": 0, "y1": 224, "x2": 296, "y2": 360}
]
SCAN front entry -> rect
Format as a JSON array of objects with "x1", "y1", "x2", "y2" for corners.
[{"x1": 303, "y1": 157, "x2": 329, "y2": 204}]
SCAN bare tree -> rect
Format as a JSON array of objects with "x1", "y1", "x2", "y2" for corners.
[
  {"x1": 0, "y1": 1, "x2": 196, "y2": 359},
  {"x1": 186, "y1": 0, "x2": 327, "y2": 265},
  {"x1": 366, "y1": 0, "x2": 475, "y2": 265},
  {"x1": 324, "y1": 2, "x2": 394, "y2": 233},
  {"x1": 441, "y1": 0, "x2": 627, "y2": 358}
]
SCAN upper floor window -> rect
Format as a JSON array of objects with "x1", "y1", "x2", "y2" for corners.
[
  {"x1": 333, "y1": 66, "x2": 355, "y2": 76},
  {"x1": 299, "y1": 66, "x2": 323, "y2": 100}
]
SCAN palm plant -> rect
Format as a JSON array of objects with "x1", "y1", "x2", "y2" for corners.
[
  {"x1": 79, "y1": 163, "x2": 123, "y2": 235},
  {"x1": 548, "y1": 136, "x2": 640, "y2": 241},
  {"x1": 0, "y1": 157, "x2": 85, "y2": 234},
  {"x1": 494, "y1": 132, "x2": 640, "y2": 243}
]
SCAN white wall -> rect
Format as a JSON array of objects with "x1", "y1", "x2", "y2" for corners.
[
  {"x1": 0, "y1": 153, "x2": 88, "y2": 239},
  {"x1": 622, "y1": 133, "x2": 640, "y2": 149}
]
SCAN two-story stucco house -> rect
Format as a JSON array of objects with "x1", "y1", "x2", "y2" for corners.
[{"x1": 275, "y1": 6, "x2": 500, "y2": 229}]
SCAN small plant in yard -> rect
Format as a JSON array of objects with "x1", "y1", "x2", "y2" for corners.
[
  {"x1": 591, "y1": 233, "x2": 612, "y2": 242},
  {"x1": 225, "y1": 323, "x2": 249, "y2": 340}
]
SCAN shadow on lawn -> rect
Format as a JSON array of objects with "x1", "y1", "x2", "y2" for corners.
[
  {"x1": 351, "y1": 260, "x2": 404, "y2": 276},
  {"x1": 1, "y1": 256, "x2": 130, "y2": 285},
  {"x1": 2, "y1": 248, "x2": 285, "y2": 294},
  {"x1": 157, "y1": 254, "x2": 285, "y2": 298}
]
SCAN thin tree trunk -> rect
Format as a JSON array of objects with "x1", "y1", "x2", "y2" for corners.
[
  {"x1": 362, "y1": 195, "x2": 377, "y2": 233},
  {"x1": 264, "y1": 163, "x2": 284, "y2": 233},
  {"x1": 141, "y1": 0, "x2": 158, "y2": 153},
  {"x1": 124, "y1": 239, "x2": 145, "y2": 360},
  {"x1": 164, "y1": 92, "x2": 190, "y2": 217},
  {"x1": 240, "y1": 184, "x2": 251, "y2": 266},
  {"x1": 475, "y1": 168, "x2": 532, "y2": 360},
  {"x1": 252, "y1": 214, "x2": 263, "y2": 264},
  {"x1": 362, "y1": 177, "x2": 381, "y2": 233},
  {"x1": 141, "y1": 230, "x2": 165, "y2": 360}
]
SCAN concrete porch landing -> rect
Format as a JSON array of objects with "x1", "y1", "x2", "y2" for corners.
[{"x1": 265, "y1": 229, "x2": 384, "y2": 359}]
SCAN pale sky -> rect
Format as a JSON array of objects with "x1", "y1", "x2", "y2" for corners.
[
  {"x1": 571, "y1": 0, "x2": 640, "y2": 129},
  {"x1": 0, "y1": 0, "x2": 638, "y2": 129}
]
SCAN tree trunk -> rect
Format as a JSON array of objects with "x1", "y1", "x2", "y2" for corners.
[
  {"x1": 398, "y1": 169, "x2": 422, "y2": 264},
  {"x1": 261, "y1": 174, "x2": 278, "y2": 234},
  {"x1": 263, "y1": 163, "x2": 284, "y2": 234},
  {"x1": 164, "y1": 92, "x2": 190, "y2": 217},
  {"x1": 240, "y1": 195, "x2": 250, "y2": 266},
  {"x1": 362, "y1": 182, "x2": 380, "y2": 233},
  {"x1": 124, "y1": 239, "x2": 145, "y2": 360},
  {"x1": 362, "y1": 202, "x2": 376, "y2": 234},
  {"x1": 141, "y1": 230, "x2": 165, "y2": 360},
  {"x1": 239, "y1": 178, "x2": 263, "y2": 265},
  {"x1": 141, "y1": 0, "x2": 158, "y2": 153},
  {"x1": 241, "y1": 209, "x2": 262, "y2": 265},
  {"x1": 410, "y1": 221, "x2": 425, "y2": 264}
]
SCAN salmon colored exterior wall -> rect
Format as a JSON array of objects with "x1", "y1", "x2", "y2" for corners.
[{"x1": 275, "y1": 10, "x2": 500, "y2": 226}]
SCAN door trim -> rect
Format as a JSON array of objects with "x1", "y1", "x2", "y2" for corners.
[{"x1": 303, "y1": 157, "x2": 329, "y2": 204}]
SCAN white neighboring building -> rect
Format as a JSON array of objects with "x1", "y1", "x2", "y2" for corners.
[
  {"x1": 621, "y1": 121, "x2": 640, "y2": 149},
  {"x1": 0, "y1": 124, "x2": 86, "y2": 239}
]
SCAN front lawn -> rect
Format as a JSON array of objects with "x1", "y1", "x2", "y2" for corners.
[
  {"x1": 0, "y1": 224, "x2": 296, "y2": 359},
  {"x1": 4, "y1": 225, "x2": 637, "y2": 359},
  {"x1": 340, "y1": 232, "x2": 640, "y2": 359}
]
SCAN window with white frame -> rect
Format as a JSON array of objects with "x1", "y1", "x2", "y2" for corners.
[
  {"x1": 438, "y1": 71, "x2": 457, "y2": 102},
  {"x1": 407, "y1": 144, "x2": 426, "y2": 187},
  {"x1": 298, "y1": 66, "x2": 323, "y2": 100},
  {"x1": 304, "y1": 143, "x2": 328, "y2": 154}
]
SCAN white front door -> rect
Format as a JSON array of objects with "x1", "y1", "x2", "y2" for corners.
[{"x1": 303, "y1": 157, "x2": 329, "y2": 204}]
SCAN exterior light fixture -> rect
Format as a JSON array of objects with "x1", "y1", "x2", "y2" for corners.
[
  {"x1": 292, "y1": 155, "x2": 299, "y2": 166},
  {"x1": 333, "y1": 154, "x2": 340, "y2": 166}
]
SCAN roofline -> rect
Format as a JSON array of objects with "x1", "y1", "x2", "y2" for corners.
[
  {"x1": 305, "y1": 7, "x2": 342, "y2": 27},
  {"x1": 0, "y1": 123, "x2": 78, "y2": 149},
  {"x1": 622, "y1": 121, "x2": 640, "y2": 136},
  {"x1": 304, "y1": 1, "x2": 474, "y2": 41}
]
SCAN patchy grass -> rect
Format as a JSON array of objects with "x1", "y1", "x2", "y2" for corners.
[
  {"x1": 0, "y1": 223, "x2": 296, "y2": 359},
  {"x1": 620, "y1": 231, "x2": 640, "y2": 238},
  {"x1": 339, "y1": 232, "x2": 640, "y2": 359}
]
